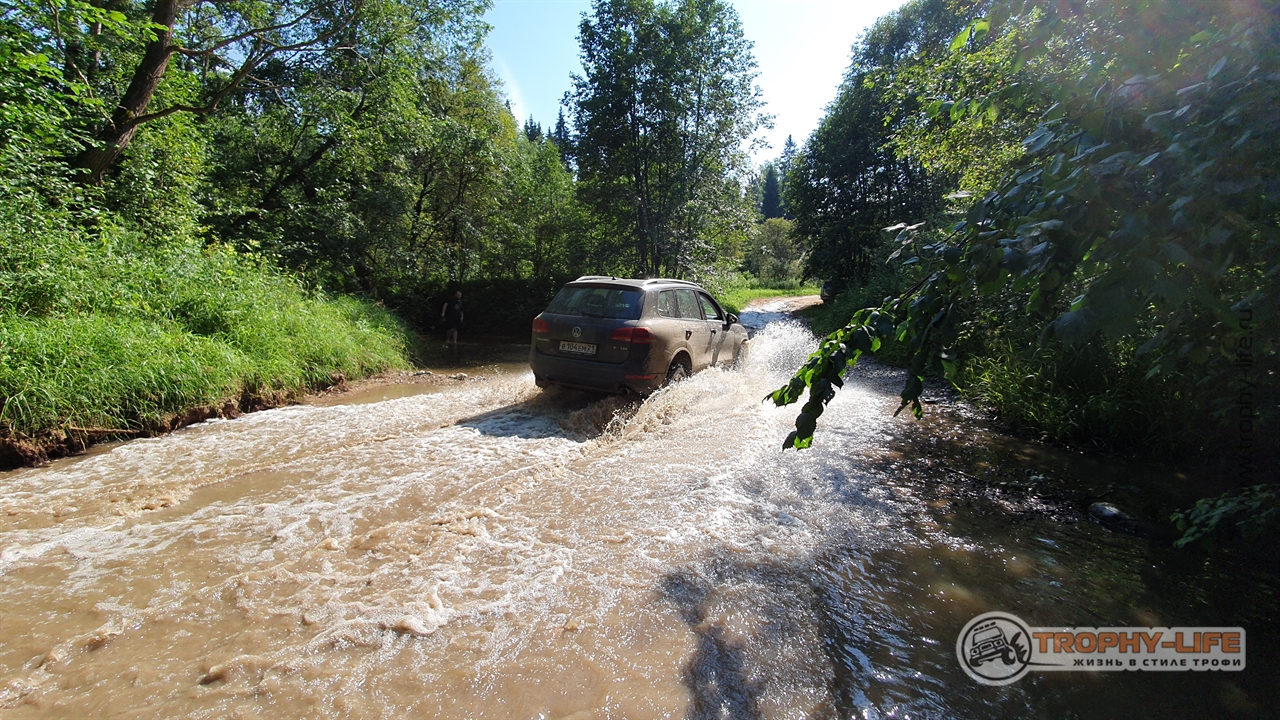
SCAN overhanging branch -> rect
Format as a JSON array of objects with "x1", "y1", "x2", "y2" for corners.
[
  {"x1": 171, "y1": 0, "x2": 347, "y2": 59},
  {"x1": 132, "y1": 6, "x2": 361, "y2": 126}
]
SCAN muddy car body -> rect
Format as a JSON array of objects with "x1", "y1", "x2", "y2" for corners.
[{"x1": 529, "y1": 277, "x2": 748, "y2": 395}]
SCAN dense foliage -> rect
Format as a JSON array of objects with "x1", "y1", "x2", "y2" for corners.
[
  {"x1": 775, "y1": 0, "x2": 1278, "y2": 541},
  {"x1": 0, "y1": 171, "x2": 410, "y2": 466},
  {"x1": 568, "y1": 0, "x2": 765, "y2": 280},
  {"x1": 786, "y1": 0, "x2": 964, "y2": 286}
]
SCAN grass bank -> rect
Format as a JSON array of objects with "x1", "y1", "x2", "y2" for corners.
[
  {"x1": 1, "y1": 201, "x2": 411, "y2": 468},
  {"x1": 715, "y1": 279, "x2": 820, "y2": 316}
]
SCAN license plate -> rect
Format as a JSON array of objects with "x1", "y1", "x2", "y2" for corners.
[{"x1": 559, "y1": 341, "x2": 596, "y2": 355}]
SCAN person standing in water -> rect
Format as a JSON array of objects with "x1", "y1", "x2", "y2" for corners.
[{"x1": 440, "y1": 290, "x2": 464, "y2": 345}]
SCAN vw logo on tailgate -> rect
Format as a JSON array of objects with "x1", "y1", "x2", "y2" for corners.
[{"x1": 572, "y1": 326, "x2": 582, "y2": 338}]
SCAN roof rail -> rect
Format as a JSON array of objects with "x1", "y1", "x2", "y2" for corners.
[
  {"x1": 641, "y1": 278, "x2": 700, "y2": 286},
  {"x1": 573, "y1": 275, "x2": 620, "y2": 282}
]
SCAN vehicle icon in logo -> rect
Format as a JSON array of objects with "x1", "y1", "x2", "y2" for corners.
[
  {"x1": 957, "y1": 612, "x2": 1033, "y2": 685},
  {"x1": 968, "y1": 620, "x2": 1018, "y2": 666}
]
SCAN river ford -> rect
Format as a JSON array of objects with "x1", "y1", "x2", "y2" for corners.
[{"x1": 0, "y1": 302, "x2": 1274, "y2": 718}]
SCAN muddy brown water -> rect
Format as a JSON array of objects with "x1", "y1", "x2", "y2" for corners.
[{"x1": 0, "y1": 300, "x2": 1275, "y2": 718}]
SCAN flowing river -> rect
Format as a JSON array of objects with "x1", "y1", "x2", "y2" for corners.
[{"x1": 0, "y1": 301, "x2": 1274, "y2": 718}]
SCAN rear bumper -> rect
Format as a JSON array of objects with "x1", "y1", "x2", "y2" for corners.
[{"x1": 529, "y1": 345, "x2": 661, "y2": 395}]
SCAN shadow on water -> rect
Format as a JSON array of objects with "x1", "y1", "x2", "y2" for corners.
[
  {"x1": 660, "y1": 548, "x2": 945, "y2": 720},
  {"x1": 663, "y1": 564, "x2": 767, "y2": 720},
  {"x1": 412, "y1": 334, "x2": 648, "y2": 442},
  {"x1": 659, "y1": 423, "x2": 1280, "y2": 720}
]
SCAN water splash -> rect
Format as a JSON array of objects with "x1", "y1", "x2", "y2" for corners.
[{"x1": 1, "y1": 316, "x2": 1261, "y2": 718}]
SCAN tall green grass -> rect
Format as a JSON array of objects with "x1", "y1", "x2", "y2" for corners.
[
  {"x1": 957, "y1": 339, "x2": 1204, "y2": 453},
  {"x1": 800, "y1": 270, "x2": 1206, "y2": 454},
  {"x1": 0, "y1": 192, "x2": 410, "y2": 439}
]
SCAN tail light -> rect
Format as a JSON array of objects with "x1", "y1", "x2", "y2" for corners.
[
  {"x1": 609, "y1": 326, "x2": 653, "y2": 344},
  {"x1": 532, "y1": 317, "x2": 549, "y2": 334}
]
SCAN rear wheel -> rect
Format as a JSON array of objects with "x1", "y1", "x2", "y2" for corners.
[{"x1": 665, "y1": 356, "x2": 690, "y2": 385}]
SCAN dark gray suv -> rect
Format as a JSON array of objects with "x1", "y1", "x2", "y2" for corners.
[{"x1": 529, "y1": 277, "x2": 749, "y2": 395}]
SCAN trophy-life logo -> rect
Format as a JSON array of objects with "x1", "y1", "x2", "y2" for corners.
[{"x1": 957, "y1": 612, "x2": 1246, "y2": 686}]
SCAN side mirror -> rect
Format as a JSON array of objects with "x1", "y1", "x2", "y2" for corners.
[{"x1": 726, "y1": 313, "x2": 738, "y2": 325}]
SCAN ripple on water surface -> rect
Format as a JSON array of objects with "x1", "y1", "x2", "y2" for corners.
[{"x1": 0, "y1": 318, "x2": 1274, "y2": 718}]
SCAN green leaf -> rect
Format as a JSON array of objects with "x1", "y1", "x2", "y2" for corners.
[
  {"x1": 902, "y1": 374, "x2": 923, "y2": 401},
  {"x1": 1013, "y1": 47, "x2": 1032, "y2": 72},
  {"x1": 795, "y1": 412, "x2": 817, "y2": 438},
  {"x1": 1022, "y1": 128, "x2": 1055, "y2": 153},
  {"x1": 949, "y1": 23, "x2": 974, "y2": 53},
  {"x1": 989, "y1": 4, "x2": 1010, "y2": 27},
  {"x1": 1161, "y1": 242, "x2": 1194, "y2": 265},
  {"x1": 972, "y1": 19, "x2": 990, "y2": 42},
  {"x1": 941, "y1": 358, "x2": 957, "y2": 380},
  {"x1": 851, "y1": 327, "x2": 872, "y2": 352}
]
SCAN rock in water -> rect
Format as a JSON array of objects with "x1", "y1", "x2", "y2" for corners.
[
  {"x1": 1088, "y1": 502, "x2": 1146, "y2": 535},
  {"x1": 1088, "y1": 502, "x2": 1127, "y2": 521}
]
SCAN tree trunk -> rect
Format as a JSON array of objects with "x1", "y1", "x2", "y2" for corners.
[{"x1": 72, "y1": 0, "x2": 179, "y2": 184}]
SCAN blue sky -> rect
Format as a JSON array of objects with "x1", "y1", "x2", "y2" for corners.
[{"x1": 484, "y1": 0, "x2": 908, "y2": 164}]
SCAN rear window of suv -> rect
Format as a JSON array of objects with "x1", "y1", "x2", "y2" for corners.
[{"x1": 545, "y1": 286, "x2": 644, "y2": 319}]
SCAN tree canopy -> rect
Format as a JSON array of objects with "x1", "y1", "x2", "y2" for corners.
[
  {"x1": 568, "y1": 0, "x2": 766, "y2": 278},
  {"x1": 771, "y1": 0, "x2": 1278, "y2": 541}
]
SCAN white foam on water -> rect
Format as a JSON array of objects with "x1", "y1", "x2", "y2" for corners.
[{"x1": 0, "y1": 320, "x2": 919, "y2": 718}]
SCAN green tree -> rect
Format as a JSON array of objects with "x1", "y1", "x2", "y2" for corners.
[
  {"x1": 199, "y1": 0, "x2": 496, "y2": 294},
  {"x1": 485, "y1": 131, "x2": 584, "y2": 280},
  {"x1": 523, "y1": 116, "x2": 543, "y2": 142},
  {"x1": 20, "y1": 0, "x2": 369, "y2": 184},
  {"x1": 777, "y1": 134, "x2": 797, "y2": 181},
  {"x1": 786, "y1": 0, "x2": 961, "y2": 286},
  {"x1": 549, "y1": 107, "x2": 573, "y2": 168},
  {"x1": 743, "y1": 217, "x2": 802, "y2": 282},
  {"x1": 568, "y1": 0, "x2": 765, "y2": 277},
  {"x1": 772, "y1": 0, "x2": 1279, "y2": 494},
  {"x1": 760, "y1": 163, "x2": 782, "y2": 219}
]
